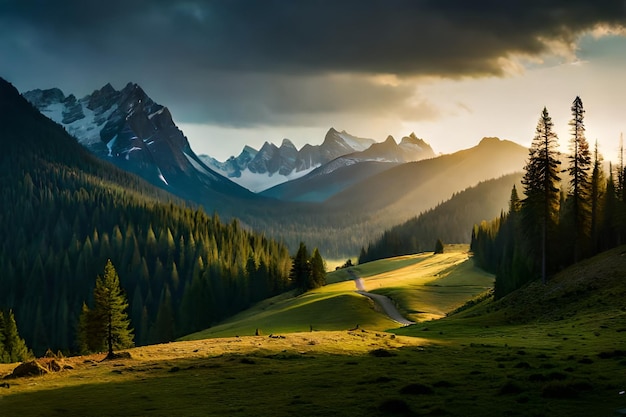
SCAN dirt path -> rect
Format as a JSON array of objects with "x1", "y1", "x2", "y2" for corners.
[{"x1": 351, "y1": 273, "x2": 414, "y2": 326}]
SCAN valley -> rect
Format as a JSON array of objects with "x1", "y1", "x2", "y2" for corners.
[
  {"x1": 2, "y1": 3, "x2": 626, "y2": 416},
  {"x1": 23, "y1": 82, "x2": 527, "y2": 259}
]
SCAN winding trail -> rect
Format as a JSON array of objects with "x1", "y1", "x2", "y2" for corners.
[{"x1": 349, "y1": 271, "x2": 414, "y2": 326}]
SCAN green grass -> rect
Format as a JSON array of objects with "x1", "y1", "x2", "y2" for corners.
[
  {"x1": 182, "y1": 290, "x2": 399, "y2": 339},
  {"x1": 184, "y1": 246, "x2": 484, "y2": 339},
  {"x1": 369, "y1": 253, "x2": 494, "y2": 321},
  {"x1": 2, "y1": 246, "x2": 626, "y2": 416},
  {"x1": 325, "y1": 252, "x2": 433, "y2": 284},
  {"x1": 1, "y1": 324, "x2": 624, "y2": 416}
]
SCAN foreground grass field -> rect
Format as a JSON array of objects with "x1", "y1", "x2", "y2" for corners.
[
  {"x1": 1, "y1": 247, "x2": 625, "y2": 416},
  {"x1": 1, "y1": 322, "x2": 624, "y2": 416}
]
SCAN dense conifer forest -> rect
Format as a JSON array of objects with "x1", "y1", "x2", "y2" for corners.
[
  {"x1": 0, "y1": 79, "x2": 293, "y2": 355},
  {"x1": 471, "y1": 98, "x2": 626, "y2": 298}
]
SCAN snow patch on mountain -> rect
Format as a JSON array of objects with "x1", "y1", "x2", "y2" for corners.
[
  {"x1": 229, "y1": 165, "x2": 319, "y2": 193},
  {"x1": 182, "y1": 152, "x2": 220, "y2": 182},
  {"x1": 337, "y1": 130, "x2": 372, "y2": 152}
]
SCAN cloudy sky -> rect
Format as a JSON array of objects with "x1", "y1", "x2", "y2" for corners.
[{"x1": 1, "y1": 1, "x2": 625, "y2": 160}]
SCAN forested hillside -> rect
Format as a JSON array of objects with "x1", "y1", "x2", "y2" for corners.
[
  {"x1": 472, "y1": 98, "x2": 625, "y2": 298},
  {"x1": 0, "y1": 79, "x2": 292, "y2": 355},
  {"x1": 359, "y1": 173, "x2": 522, "y2": 263},
  {"x1": 243, "y1": 137, "x2": 528, "y2": 259}
]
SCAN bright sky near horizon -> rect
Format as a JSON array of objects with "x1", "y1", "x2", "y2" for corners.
[{"x1": 1, "y1": 1, "x2": 625, "y2": 161}]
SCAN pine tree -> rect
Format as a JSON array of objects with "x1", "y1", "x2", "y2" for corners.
[
  {"x1": 289, "y1": 242, "x2": 311, "y2": 292},
  {"x1": 310, "y1": 248, "x2": 327, "y2": 288},
  {"x1": 567, "y1": 96, "x2": 592, "y2": 262},
  {"x1": 434, "y1": 238, "x2": 445, "y2": 254},
  {"x1": 78, "y1": 260, "x2": 134, "y2": 358},
  {"x1": 590, "y1": 140, "x2": 605, "y2": 252},
  {"x1": 521, "y1": 107, "x2": 561, "y2": 284},
  {"x1": 149, "y1": 286, "x2": 176, "y2": 344},
  {"x1": 509, "y1": 185, "x2": 521, "y2": 213},
  {"x1": 0, "y1": 313, "x2": 5, "y2": 361},
  {"x1": 0, "y1": 310, "x2": 32, "y2": 363}
]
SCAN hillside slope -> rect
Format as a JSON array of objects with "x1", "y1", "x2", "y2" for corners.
[
  {"x1": 326, "y1": 137, "x2": 527, "y2": 219},
  {"x1": 247, "y1": 137, "x2": 529, "y2": 259},
  {"x1": 360, "y1": 173, "x2": 523, "y2": 263},
  {"x1": 462, "y1": 244, "x2": 626, "y2": 325},
  {"x1": 182, "y1": 247, "x2": 493, "y2": 339},
  {"x1": 0, "y1": 78, "x2": 293, "y2": 353}
]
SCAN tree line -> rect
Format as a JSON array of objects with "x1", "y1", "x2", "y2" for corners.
[{"x1": 471, "y1": 97, "x2": 625, "y2": 297}]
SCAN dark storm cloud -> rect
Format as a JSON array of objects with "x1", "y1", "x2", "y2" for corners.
[
  {"x1": 1, "y1": 1, "x2": 624, "y2": 125},
  {"x1": 3, "y1": 0, "x2": 624, "y2": 76}
]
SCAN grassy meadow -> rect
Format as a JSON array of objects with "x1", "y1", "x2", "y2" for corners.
[
  {"x1": 183, "y1": 245, "x2": 491, "y2": 339},
  {"x1": 1, "y1": 246, "x2": 625, "y2": 416}
]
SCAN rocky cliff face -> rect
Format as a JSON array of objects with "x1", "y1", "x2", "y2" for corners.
[{"x1": 24, "y1": 83, "x2": 248, "y2": 198}]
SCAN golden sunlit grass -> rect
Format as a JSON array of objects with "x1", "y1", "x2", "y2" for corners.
[
  {"x1": 0, "y1": 331, "x2": 435, "y2": 417},
  {"x1": 184, "y1": 245, "x2": 490, "y2": 339},
  {"x1": 365, "y1": 251, "x2": 495, "y2": 321}
]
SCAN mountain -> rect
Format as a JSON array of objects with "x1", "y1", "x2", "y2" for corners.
[
  {"x1": 245, "y1": 137, "x2": 529, "y2": 259},
  {"x1": 0, "y1": 77, "x2": 292, "y2": 354},
  {"x1": 200, "y1": 128, "x2": 378, "y2": 192},
  {"x1": 355, "y1": 133, "x2": 435, "y2": 162},
  {"x1": 24, "y1": 82, "x2": 253, "y2": 206},
  {"x1": 325, "y1": 137, "x2": 528, "y2": 217},
  {"x1": 261, "y1": 133, "x2": 436, "y2": 202}
]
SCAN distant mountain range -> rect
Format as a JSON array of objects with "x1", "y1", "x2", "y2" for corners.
[
  {"x1": 24, "y1": 83, "x2": 436, "y2": 196},
  {"x1": 200, "y1": 128, "x2": 435, "y2": 192},
  {"x1": 261, "y1": 133, "x2": 436, "y2": 201},
  {"x1": 22, "y1": 80, "x2": 529, "y2": 258}
]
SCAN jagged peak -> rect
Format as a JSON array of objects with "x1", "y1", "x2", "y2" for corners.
[
  {"x1": 401, "y1": 133, "x2": 426, "y2": 144},
  {"x1": 99, "y1": 82, "x2": 117, "y2": 94},
  {"x1": 22, "y1": 87, "x2": 66, "y2": 106},
  {"x1": 280, "y1": 138, "x2": 296, "y2": 149},
  {"x1": 259, "y1": 141, "x2": 278, "y2": 152},
  {"x1": 241, "y1": 145, "x2": 258, "y2": 154},
  {"x1": 383, "y1": 135, "x2": 396, "y2": 144}
]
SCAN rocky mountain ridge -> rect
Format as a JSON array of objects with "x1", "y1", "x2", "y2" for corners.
[
  {"x1": 24, "y1": 82, "x2": 252, "y2": 202},
  {"x1": 202, "y1": 128, "x2": 435, "y2": 192}
]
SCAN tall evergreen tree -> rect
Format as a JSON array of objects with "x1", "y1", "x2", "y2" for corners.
[
  {"x1": 616, "y1": 134, "x2": 624, "y2": 201},
  {"x1": 509, "y1": 185, "x2": 521, "y2": 213},
  {"x1": 290, "y1": 242, "x2": 311, "y2": 292},
  {"x1": 310, "y1": 248, "x2": 327, "y2": 289},
  {"x1": 78, "y1": 260, "x2": 134, "y2": 358},
  {"x1": 0, "y1": 310, "x2": 32, "y2": 363},
  {"x1": 567, "y1": 96, "x2": 592, "y2": 262},
  {"x1": 590, "y1": 140, "x2": 605, "y2": 251},
  {"x1": 434, "y1": 238, "x2": 445, "y2": 254},
  {"x1": 521, "y1": 107, "x2": 561, "y2": 284}
]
